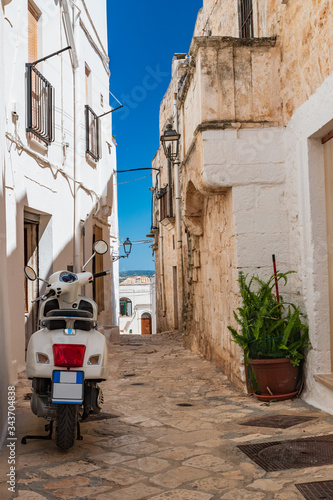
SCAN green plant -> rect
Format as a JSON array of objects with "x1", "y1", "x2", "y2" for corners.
[{"x1": 228, "y1": 271, "x2": 311, "y2": 366}]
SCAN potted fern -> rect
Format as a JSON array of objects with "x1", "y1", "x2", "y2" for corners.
[{"x1": 228, "y1": 271, "x2": 311, "y2": 401}]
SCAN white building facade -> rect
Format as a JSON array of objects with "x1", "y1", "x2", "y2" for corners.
[
  {"x1": 0, "y1": 0, "x2": 118, "y2": 444},
  {"x1": 119, "y1": 277, "x2": 156, "y2": 335}
]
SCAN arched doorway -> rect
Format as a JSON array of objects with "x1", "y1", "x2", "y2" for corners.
[{"x1": 141, "y1": 313, "x2": 152, "y2": 335}]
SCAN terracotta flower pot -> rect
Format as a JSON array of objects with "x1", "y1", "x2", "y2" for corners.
[{"x1": 249, "y1": 358, "x2": 299, "y2": 401}]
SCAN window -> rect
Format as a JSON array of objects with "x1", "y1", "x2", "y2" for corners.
[
  {"x1": 167, "y1": 157, "x2": 174, "y2": 218},
  {"x1": 85, "y1": 64, "x2": 91, "y2": 105},
  {"x1": 120, "y1": 298, "x2": 132, "y2": 316},
  {"x1": 238, "y1": 0, "x2": 253, "y2": 38},
  {"x1": 85, "y1": 105, "x2": 101, "y2": 161}
]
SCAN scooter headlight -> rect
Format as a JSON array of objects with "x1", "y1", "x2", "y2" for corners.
[
  {"x1": 88, "y1": 354, "x2": 101, "y2": 365},
  {"x1": 36, "y1": 352, "x2": 50, "y2": 364}
]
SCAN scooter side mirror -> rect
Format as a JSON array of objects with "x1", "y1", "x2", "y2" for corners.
[
  {"x1": 93, "y1": 240, "x2": 108, "y2": 255},
  {"x1": 24, "y1": 266, "x2": 37, "y2": 281}
]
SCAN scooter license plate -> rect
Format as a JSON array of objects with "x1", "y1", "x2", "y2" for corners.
[{"x1": 52, "y1": 370, "x2": 84, "y2": 404}]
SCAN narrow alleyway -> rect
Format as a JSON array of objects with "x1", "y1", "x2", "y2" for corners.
[{"x1": 1, "y1": 332, "x2": 333, "y2": 500}]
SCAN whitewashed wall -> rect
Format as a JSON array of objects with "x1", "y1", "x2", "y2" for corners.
[
  {"x1": 0, "y1": 0, "x2": 13, "y2": 447},
  {"x1": 119, "y1": 281, "x2": 155, "y2": 335},
  {"x1": 2, "y1": 0, "x2": 118, "y2": 385},
  {"x1": 283, "y1": 71, "x2": 333, "y2": 413}
]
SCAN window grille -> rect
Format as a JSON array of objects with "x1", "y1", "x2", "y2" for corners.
[
  {"x1": 85, "y1": 105, "x2": 101, "y2": 161},
  {"x1": 26, "y1": 64, "x2": 55, "y2": 144},
  {"x1": 238, "y1": 0, "x2": 254, "y2": 38}
]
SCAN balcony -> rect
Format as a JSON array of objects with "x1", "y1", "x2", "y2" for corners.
[
  {"x1": 178, "y1": 36, "x2": 280, "y2": 155},
  {"x1": 157, "y1": 186, "x2": 175, "y2": 228}
]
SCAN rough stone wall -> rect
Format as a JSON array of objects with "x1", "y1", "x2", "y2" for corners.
[
  {"x1": 276, "y1": 0, "x2": 333, "y2": 122},
  {"x1": 152, "y1": 145, "x2": 182, "y2": 334},
  {"x1": 183, "y1": 189, "x2": 243, "y2": 389},
  {"x1": 194, "y1": 0, "x2": 238, "y2": 37},
  {"x1": 153, "y1": 0, "x2": 333, "y2": 396}
]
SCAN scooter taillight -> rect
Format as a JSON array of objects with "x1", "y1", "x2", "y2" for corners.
[{"x1": 53, "y1": 344, "x2": 86, "y2": 368}]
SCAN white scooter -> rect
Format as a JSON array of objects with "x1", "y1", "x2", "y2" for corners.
[{"x1": 22, "y1": 240, "x2": 110, "y2": 449}]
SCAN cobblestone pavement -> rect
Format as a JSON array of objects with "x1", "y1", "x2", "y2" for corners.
[{"x1": 1, "y1": 332, "x2": 333, "y2": 500}]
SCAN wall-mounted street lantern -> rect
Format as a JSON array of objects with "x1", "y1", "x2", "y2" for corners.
[
  {"x1": 160, "y1": 123, "x2": 181, "y2": 161},
  {"x1": 123, "y1": 237, "x2": 132, "y2": 257},
  {"x1": 160, "y1": 122, "x2": 182, "y2": 252},
  {"x1": 112, "y1": 237, "x2": 132, "y2": 262}
]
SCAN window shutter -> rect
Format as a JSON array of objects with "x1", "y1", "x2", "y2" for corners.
[{"x1": 28, "y1": 3, "x2": 39, "y2": 63}]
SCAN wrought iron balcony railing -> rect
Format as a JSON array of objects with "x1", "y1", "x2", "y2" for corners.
[
  {"x1": 26, "y1": 64, "x2": 55, "y2": 144},
  {"x1": 85, "y1": 105, "x2": 101, "y2": 161}
]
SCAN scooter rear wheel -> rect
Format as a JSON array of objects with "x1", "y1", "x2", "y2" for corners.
[{"x1": 55, "y1": 404, "x2": 78, "y2": 450}]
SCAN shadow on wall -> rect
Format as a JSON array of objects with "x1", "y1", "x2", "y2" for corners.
[{"x1": 5, "y1": 187, "x2": 116, "y2": 387}]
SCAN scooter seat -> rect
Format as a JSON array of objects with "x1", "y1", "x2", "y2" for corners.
[
  {"x1": 46, "y1": 309, "x2": 93, "y2": 318},
  {"x1": 43, "y1": 310, "x2": 95, "y2": 331}
]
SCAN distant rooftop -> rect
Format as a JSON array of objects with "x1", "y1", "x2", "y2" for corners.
[{"x1": 120, "y1": 276, "x2": 154, "y2": 285}]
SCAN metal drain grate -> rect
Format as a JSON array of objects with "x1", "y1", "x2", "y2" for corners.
[
  {"x1": 240, "y1": 415, "x2": 316, "y2": 429},
  {"x1": 238, "y1": 434, "x2": 333, "y2": 471},
  {"x1": 296, "y1": 480, "x2": 333, "y2": 499},
  {"x1": 82, "y1": 412, "x2": 119, "y2": 422}
]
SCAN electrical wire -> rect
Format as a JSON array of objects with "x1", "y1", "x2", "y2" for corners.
[
  {"x1": 5, "y1": 131, "x2": 100, "y2": 205},
  {"x1": 117, "y1": 174, "x2": 152, "y2": 185},
  {"x1": 202, "y1": 0, "x2": 219, "y2": 34},
  {"x1": 115, "y1": 168, "x2": 160, "y2": 173}
]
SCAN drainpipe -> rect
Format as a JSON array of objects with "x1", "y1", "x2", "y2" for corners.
[
  {"x1": 61, "y1": 0, "x2": 80, "y2": 271},
  {"x1": 173, "y1": 93, "x2": 182, "y2": 248},
  {"x1": 73, "y1": 13, "x2": 81, "y2": 273}
]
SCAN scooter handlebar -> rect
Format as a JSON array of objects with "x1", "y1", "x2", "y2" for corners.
[
  {"x1": 93, "y1": 270, "x2": 111, "y2": 279},
  {"x1": 31, "y1": 289, "x2": 56, "y2": 303}
]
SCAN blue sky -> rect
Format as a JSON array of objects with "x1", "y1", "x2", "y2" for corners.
[{"x1": 107, "y1": 0, "x2": 203, "y2": 271}]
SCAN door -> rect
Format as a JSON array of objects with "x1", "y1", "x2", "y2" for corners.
[
  {"x1": 173, "y1": 266, "x2": 179, "y2": 329},
  {"x1": 93, "y1": 226, "x2": 104, "y2": 313},
  {"x1": 24, "y1": 212, "x2": 39, "y2": 348},
  {"x1": 141, "y1": 313, "x2": 152, "y2": 335},
  {"x1": 324, "y1": 137, "x2": 333, "y2": 365}
]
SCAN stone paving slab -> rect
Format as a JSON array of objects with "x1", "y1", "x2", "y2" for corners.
[{"x1": 1, "y1": 332, "x2": 333, "y2": 499}]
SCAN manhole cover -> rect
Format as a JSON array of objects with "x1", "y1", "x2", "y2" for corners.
[
  {"x1": 82, "y1": 412, "x2": 119, "y2": 422},
  {"x1": 240, "y1": 415, "x2": 316, "y2": 429},
  {"x1": 296, "y1": 480, "x2": 333, "y2": 499},
  {"x1": 238, "y1": 435, "x2": 333, "y2": 471},
  {"x1": 176, "y1": 403, "x2": 194, "y2": 407}
]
